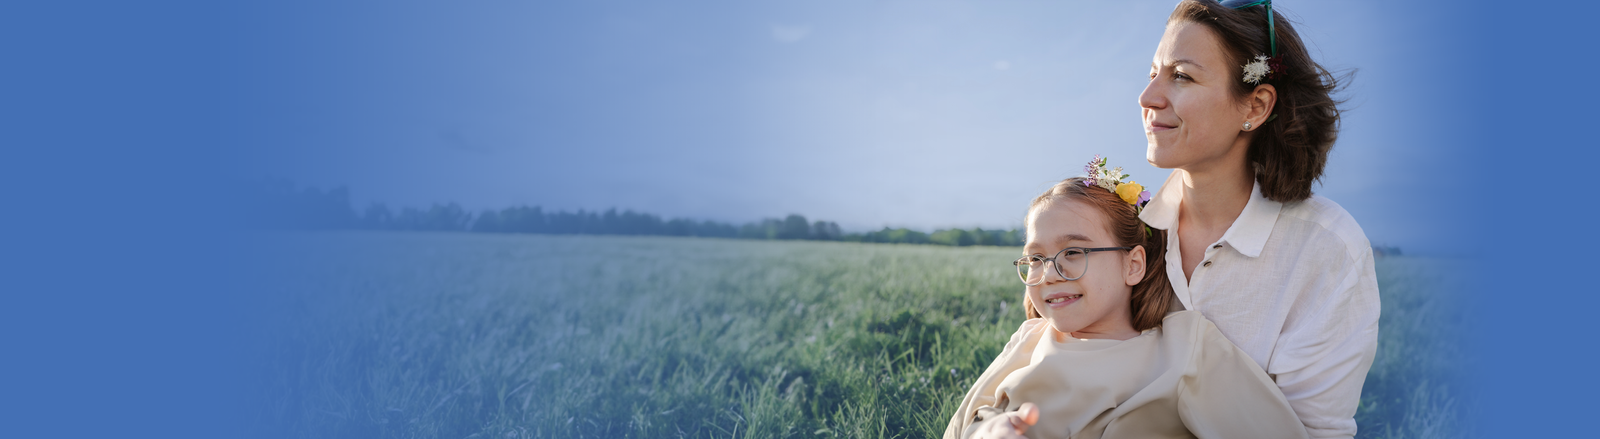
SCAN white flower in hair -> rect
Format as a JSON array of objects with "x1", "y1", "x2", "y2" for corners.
[
  {"x1": 1096, "y1": 177, "x2": 1116, "y2": 192},
  {"x1": 1241, "y1": 54, "x2": 1272, "y2": 85}
]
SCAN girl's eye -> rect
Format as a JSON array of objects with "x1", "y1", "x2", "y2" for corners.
[{"x1": 1173, "y1": 72, "x2": 1192, "y2": 81}]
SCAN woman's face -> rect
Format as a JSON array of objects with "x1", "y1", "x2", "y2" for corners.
[
  {"x1": 1023, "y1": 199, "x2": 1140, "y2": 337},
  {"x1": 1139, "y1": 21, "x2": 1251, "y2": 170}
]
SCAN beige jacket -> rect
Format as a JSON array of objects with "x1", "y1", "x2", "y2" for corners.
[{"x1": 944, "y1": 311, "x2": 1309, "y2": 439}]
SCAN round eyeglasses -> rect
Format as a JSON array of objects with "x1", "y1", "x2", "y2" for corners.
[{"x1": 1012, "y1": 247, "x2": 1132, "y2": 286}]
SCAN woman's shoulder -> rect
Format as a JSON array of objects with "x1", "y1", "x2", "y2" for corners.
[{"x1": 1277, "y1": 194, "x2": 1372, "y2": 261}]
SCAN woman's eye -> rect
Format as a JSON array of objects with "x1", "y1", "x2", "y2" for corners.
[{"x1": 1173, "y1": 72, "x2": 1192, "y2": 81}]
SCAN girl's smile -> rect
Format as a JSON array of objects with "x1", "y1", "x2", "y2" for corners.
[{"x1": 1041, "y1": 292, "x2": 1083, "y2": 308}]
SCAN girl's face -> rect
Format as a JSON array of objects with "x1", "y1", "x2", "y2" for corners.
[
  {"x1": 1138, "y1": 20, "x2": 1252, "y2": 171},
  {"x1": 1023, "y1": 199, "x2": 1144, "y2": 339}
]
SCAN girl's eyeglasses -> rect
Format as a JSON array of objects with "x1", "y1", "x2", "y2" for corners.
[{"x1": 1013, "y1": 247, "x2": 1132, "y2": 286}]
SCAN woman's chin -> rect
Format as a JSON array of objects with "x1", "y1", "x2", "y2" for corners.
[{"x1": 1145, "y1": 149, "x2": 1183, "y2": 169}]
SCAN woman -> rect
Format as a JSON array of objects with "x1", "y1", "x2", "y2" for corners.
[
  {"x1": 944, "y1": 167, "x2": 1308, "y2": 439},
  {"x1": 1137, "y1": 1, "x2": 1379, "y2": 438}
]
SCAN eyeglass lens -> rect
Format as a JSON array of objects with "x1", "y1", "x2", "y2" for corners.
[{"x1": 1017, "y1": 248, "x2": 1088, "y2": 284}]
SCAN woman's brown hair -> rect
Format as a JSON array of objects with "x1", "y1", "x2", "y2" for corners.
[
  {"x1": 1022, "y1": 177, "x2": 1174, "y2": 332},
  {"x1": 1170, "y1": 0, "x2": 1347, "y2": 202}
]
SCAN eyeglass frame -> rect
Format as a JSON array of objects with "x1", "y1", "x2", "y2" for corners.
[{"x1": 1012, "y1": 246, "x2": 1133, "y2": 286}]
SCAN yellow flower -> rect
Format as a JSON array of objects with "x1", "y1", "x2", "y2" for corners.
[{"x1": 1115, "y1": 181, "x2": 1143, "y2": 205}]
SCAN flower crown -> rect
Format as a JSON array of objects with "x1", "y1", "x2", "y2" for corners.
[{"x1": 1082, "y1": 155, "x2": 1151, "y2": 212}]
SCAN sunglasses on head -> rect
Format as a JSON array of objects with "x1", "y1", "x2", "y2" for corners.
[{"x1": 1217, "y1": 0, "x2": 1276, "y2": 56}]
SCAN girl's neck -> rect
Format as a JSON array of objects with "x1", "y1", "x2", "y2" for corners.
[
  {"x1": 1068, "y1": 318, "x2": 1140, "y2": 341},
  {"x1": 1068, "y1": 328, "x2": 1140, "y2": 341}
]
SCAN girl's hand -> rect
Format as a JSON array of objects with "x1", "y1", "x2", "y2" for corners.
[{"x1": 972, "y1": 402, "x2": 1038, "y2": 439}]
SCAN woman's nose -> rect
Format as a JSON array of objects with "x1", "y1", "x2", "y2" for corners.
[{"x1": 1138, "y1": 77, "x2": 1166, "y2": 111}]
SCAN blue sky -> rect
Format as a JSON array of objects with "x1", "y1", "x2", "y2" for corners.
[{"x1": 233, "y1": 0, "x2": 1474, "y2": 254}]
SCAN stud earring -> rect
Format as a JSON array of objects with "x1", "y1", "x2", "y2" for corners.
[{"x1": 1243, "y1": 121, "x2": 1253, "y2": 131}]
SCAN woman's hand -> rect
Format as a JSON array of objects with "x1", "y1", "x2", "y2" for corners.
[{"x1": 971, "y1": 402, "x2": 1038, "y2": 439}]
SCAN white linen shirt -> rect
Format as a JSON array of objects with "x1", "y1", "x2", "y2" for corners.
[{"x1": 1138, "y1": 170, "x2": 1380, "y2": 439}]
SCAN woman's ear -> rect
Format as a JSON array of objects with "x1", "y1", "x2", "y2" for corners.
[
  {"x1": 1125, "y1": 245, "x2": 1147, "y2": 286},
  {"x1": 1244, "y1": 84, "x2": 1277, "y2": 129}
]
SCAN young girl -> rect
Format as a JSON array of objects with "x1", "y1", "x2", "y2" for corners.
[{"x1": 943, "y1": 162, "x2": 1308, "y2": 439}]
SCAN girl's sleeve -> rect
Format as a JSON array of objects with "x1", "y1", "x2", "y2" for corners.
[
  {"x1": 1176, "y1": 318, "x2": 1310, "y2": 439},
  {"x1": 942, "y1": 319, "x2": 1045, "y2": 439}
]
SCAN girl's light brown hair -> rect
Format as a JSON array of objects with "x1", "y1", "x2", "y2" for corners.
[
  {"x1": 1170, "y1": 0, "x2": 1348, "y2": 202},
  {"x1": 1022, "y1": 177, "x2": 1174, "y2": 332}
]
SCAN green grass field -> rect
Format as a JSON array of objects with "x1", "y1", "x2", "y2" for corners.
[{"x1": 252, "y1": 232, "x2": 1474, "y2": 438}]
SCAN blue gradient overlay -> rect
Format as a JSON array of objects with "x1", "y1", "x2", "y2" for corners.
[{"x1": 3, "y1": 0, "x2": 1591, "y2": 437}]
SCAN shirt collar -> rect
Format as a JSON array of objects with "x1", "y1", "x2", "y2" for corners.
[
  {"x1": 1220, "y1": 181, "x2": 1282, "y2": 257},
  {"x1": 1137, "y1": 170, "x2": 1283, "y2": 258},
  {"x1": 1138, "y1": 171, "x2": 1184, "y2": 231}
]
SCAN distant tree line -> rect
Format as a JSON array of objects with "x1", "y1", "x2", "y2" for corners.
[{"x1": 246, "y1": 180, "x2": 1024, "y2": 247}]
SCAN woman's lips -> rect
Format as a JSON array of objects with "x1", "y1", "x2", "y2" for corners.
[
  {"x1": 1146, "y1": 122, "x2": 1176, "y2": 133},
  {"x1": 1043, "y1": 293, "x2": 1083, "y2": 308}
]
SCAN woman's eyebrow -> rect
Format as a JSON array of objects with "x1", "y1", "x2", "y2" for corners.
[{"x1": 1167, "y1": 58, "x2": 1205, "y2": 70}]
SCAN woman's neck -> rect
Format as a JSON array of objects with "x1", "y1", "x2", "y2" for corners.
[
  {"x1": 1170, "y1": 145, "x2": 1255, "y2": 282},
  {"x1": 1176, "y1": 160, "x2": 1254, "y2": 234}
]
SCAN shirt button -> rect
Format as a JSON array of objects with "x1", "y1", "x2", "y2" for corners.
[
  {"x1": 1212, "y1": 244, "x2": 1223, "y2": 249},
  {"x1": 1202, "y1": 261, "x2": 1213, "y2": 267}
]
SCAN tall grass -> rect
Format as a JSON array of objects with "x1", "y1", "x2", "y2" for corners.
[{"x1": 251, "y1": 232, "x2": 1472, "y2": 438}]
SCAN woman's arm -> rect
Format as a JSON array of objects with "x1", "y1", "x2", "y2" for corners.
[
  {"x1": 1268, "y1": 247, "x2": 1380, "y2": 439},
  {"x1": 1178, "y1": 317, "x2": 1311, "y2": 439}
]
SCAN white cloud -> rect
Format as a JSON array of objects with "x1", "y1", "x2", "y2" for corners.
[{"x1": 770, "y1": 24, "x2": 811, "y2": 43}]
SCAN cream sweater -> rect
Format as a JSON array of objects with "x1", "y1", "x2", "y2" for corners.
[{"x1": 945, "y1": 311, "x2": 1309, "y2": 439}]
